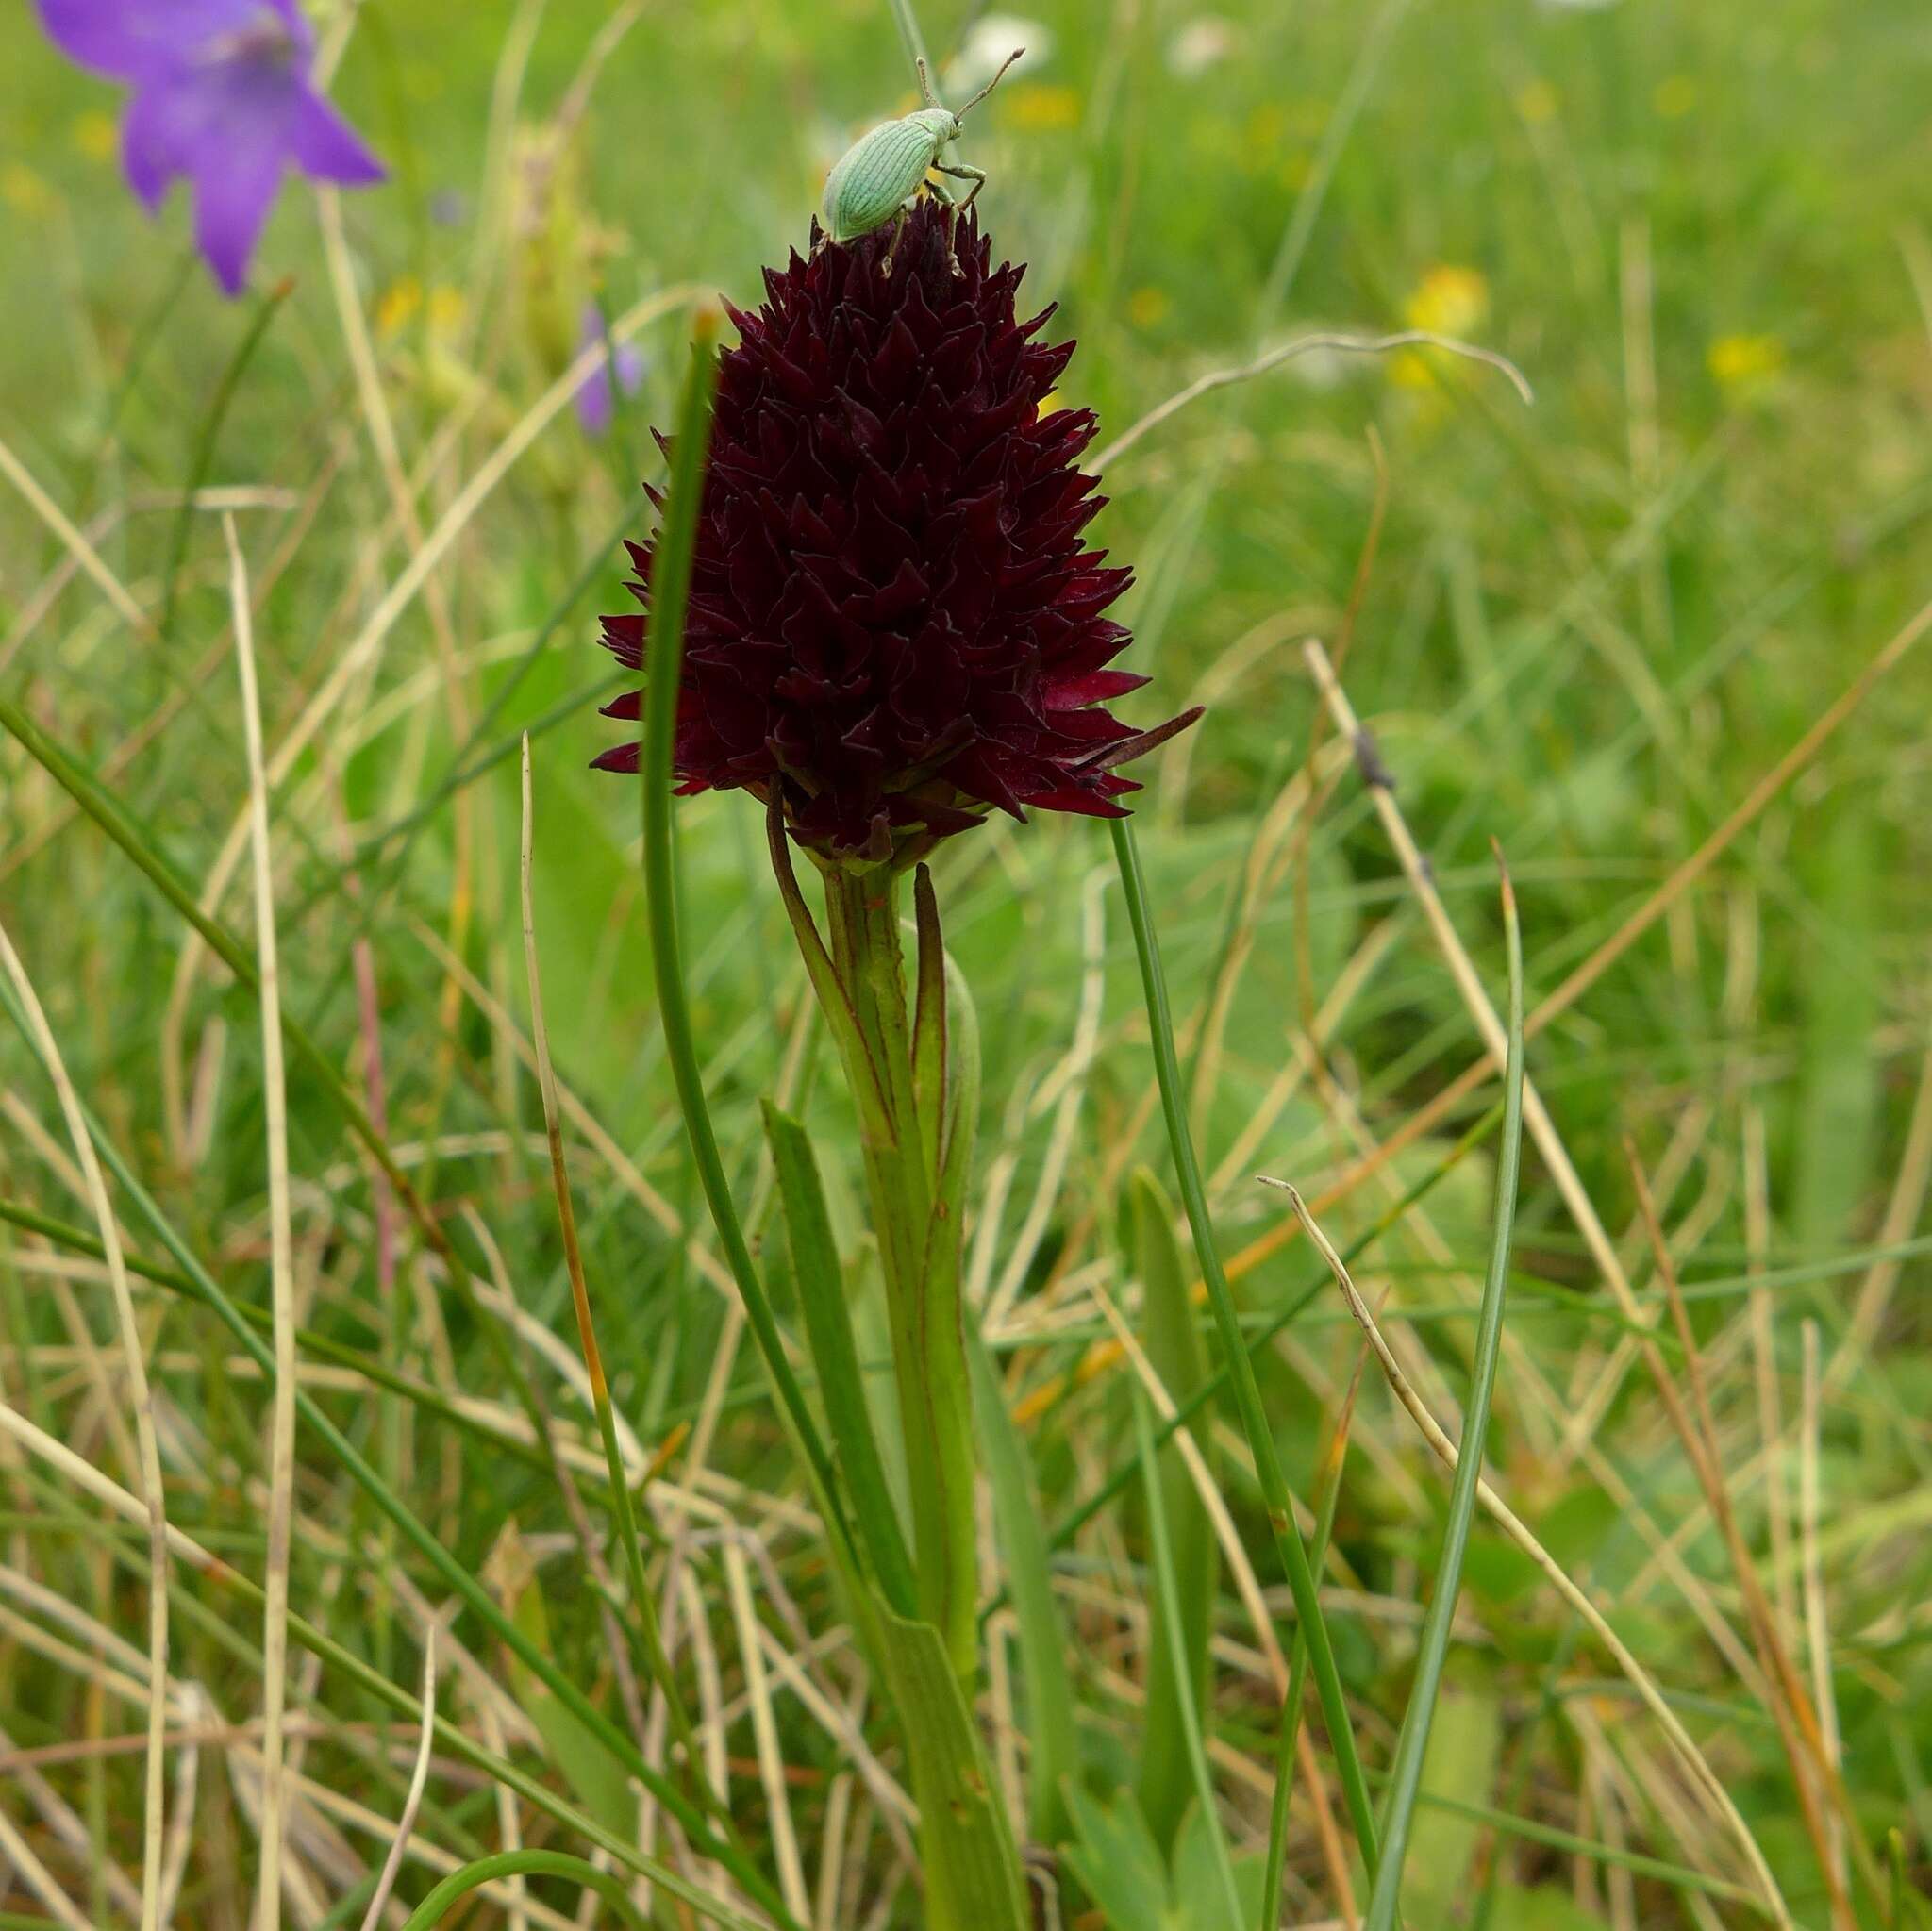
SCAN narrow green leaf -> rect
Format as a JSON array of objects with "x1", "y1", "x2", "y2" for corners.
[
  {"x1": 1361, "y1": 857, "x2": 1526, "y2": 1931},
  {"x1": 159, "y1": 275, "x2": 291, "y2": 643},
  {"x1": 1133, "y1": 1383, "x2": 1244, "y2": 1931},
  {"x1": 0, "y1": 974, "x2": 789, "y2": 1925},
  {"x1": 762, "y1": 1098, "x2": 917, "y2": 1616},
  {"x1": 397, "y1": 1849, "x2": 663, "y2": 1931},
  {"x1": 634, "y1": 314, "x2": 859, "y2": 1602},
  {"x1": 1062, "y1": 1786, "x2": 1169, "y2": 1931},
  {"x1": 499, "y1": 1533, "x2": 640, "y2": 1839},
  {"x1": 911, "y1": 860, "x2": 948, "y2": 1175},
  {"x1": 1131, "y1": 1166, "x2": 1219, "y2": 1855},
  {"x1": 875, "y1": 1604, "x2": 1033, "y2": 1931},
  {"x1": 1108, "y1": 816, "x2": 1382, "y2": 1876},
  {"x1": 1396, "y1": 1685, "x2": 1501, "y2": 1926},
  {"x1": 970, "y1": 1334, "x2": 1079, "y2": 1846}
]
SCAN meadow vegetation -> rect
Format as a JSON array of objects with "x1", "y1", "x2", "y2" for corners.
[{"x1": 2, "y1": 0, "x2": 1930, "y2": 1925}]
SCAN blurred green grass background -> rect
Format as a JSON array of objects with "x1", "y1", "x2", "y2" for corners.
[{"x1": 3, "y1": 0, "x2": 1931, "y2": 1923}]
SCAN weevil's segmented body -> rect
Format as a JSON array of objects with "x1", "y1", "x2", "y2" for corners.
[
  {"x1": 819, "y1": 51, "x2": 1024, "y2": 277},
  {"x1": 822, "y1": 111, "x2": 953, "y2": 243}
]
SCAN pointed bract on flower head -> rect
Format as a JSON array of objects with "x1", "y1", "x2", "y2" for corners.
[
  {"x1": 595, "y1": 202, "x2": 1197, "y2": 862},
  {"x1": 34, "y1": 0, "x2": 386, "y2": 296}
]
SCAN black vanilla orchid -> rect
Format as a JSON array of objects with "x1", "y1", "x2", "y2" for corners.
[{"x1": 595, "y1": 201, "x2": 1197, "y2": 861}]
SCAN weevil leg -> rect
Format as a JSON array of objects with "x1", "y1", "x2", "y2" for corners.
[
  {"x1": 879, "y1": 204, "x2": 913, "y2": 278},
  {"x1": 934, "y1": 163, "x2": 988, "y2": 275}
]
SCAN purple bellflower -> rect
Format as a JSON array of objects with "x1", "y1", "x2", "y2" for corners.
[
  {"x1": 575, "y1": 304, "x2": 646, "y2": 438},
  {"x1": 35, "y1": 0, "x2": 385, "y2": 296}
]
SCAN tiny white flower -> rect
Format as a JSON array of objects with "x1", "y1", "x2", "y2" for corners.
[
  {"x1": 1167, "y1": 16, "x2": 1240, "y2": 78},
  {"x1": 947, "y1": 15, "x2": 1051, "y2": 98}
]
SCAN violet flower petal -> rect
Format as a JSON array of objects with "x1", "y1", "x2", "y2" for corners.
[
  {"x1": 35, "y1": 0, "x2": 295, "y2": 81},
  {"x1": 36, "y1": 0, "x2": 381, "y2": 298},
  {"x1": 576, "y1": 306, "x2": 646, "y2": 438},
  {"x1": 123, "y1": 60, "x2": 293, "y2": 293},
  {"x1": 285, "y1": 86, "x2": 386, "y2": 185}
]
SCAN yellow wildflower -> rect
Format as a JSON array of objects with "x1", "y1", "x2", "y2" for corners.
[
  {"x1": 427, "y1": 286, "x2": 468, "y2": 338},
  {"x1": 1, "y1": 165, "x2": 54, "y2": 217},
  {"x1": 1003, "y1": 84, "x2": 1081, "y2": 132},
  {"x1": 1128, "y1": 286, "x2": 1172, "y2": 329},
  {"x1": 1516, "y1": 80, "x2": 1560, "y2": 125},
  {"x1": 375, "y1": 275, "x2": 424, "y2": 337},
  {"x1": 73, "y1": 110, "x2": 119, "y2": 162},
  {"x1": 1404, "y1": 263, "x2": 1491, "y2": 338},
  {"x1": 1392, "y1": 264, "x2": 1491, "y2": 405},
  {"x1": 1707, "y1": 333, "x2": 1785, "y2": 396}
]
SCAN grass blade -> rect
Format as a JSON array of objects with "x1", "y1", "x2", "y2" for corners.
[
  {"x1": 969, "y1": 1334, "x2": 1079, "y2": 1846},
  {"x1": 633, "y1": 315, "x2": 860, "y2": 1588},
  {"x1": 1130, "y1": 1166, "x2": 1219, "y2": 1854},
  {"x1": 0, "y1": 974, "x2": 788, "y2": 1924},
  {"x1": 1355, "y1": 851, "x2": 1524, "y2": 1931},
  {"x1": 159, "y1": 280, "x2": 291, "y2": 643},
  {"x1": 396, "y1": 1849, "x2": 662, "y2": 1931},
  {"x1": 1262, "y1": 1340, "x2": 1368, "y2": 1927},
  {"x1": 1108, "y1": 813, "x2": 1382, "y2": 1878},
  {"x1": 1132, "y1": 1383, "x2": 1245, "y2": 1931},
  {"x1": 520, "y1": 736, "x2": 724, "y2": 1823},
  {"x1": 763, "y1": 1098, "x2": 918, "y2": 1616}
]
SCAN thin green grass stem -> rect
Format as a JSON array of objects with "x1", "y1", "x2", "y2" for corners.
[
  {"x1": 1108, "y1": 814, "x2": 1383, "y2": 1878},
  {"x1": 1359, "y1": 858, "x2": 1525, "y2": 1931},
  {"x1": 0, "y1": 974, "x2": 788, "y2": 1925},
  {"x1": 632, "y1": 316, "x2": 861, "y2": 1594},
  {"x1": 1134, "y1": 1384, "x2": 1246, "y2": 1931}
]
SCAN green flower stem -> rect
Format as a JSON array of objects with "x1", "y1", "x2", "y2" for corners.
[
  {"x1": 765, "y1": 828, "x2": 1016, "y2": 1919},
  {"x1": 816, "y1": 863, "x2": 979, "y2": 1686}
]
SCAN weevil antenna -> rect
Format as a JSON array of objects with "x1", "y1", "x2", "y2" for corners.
[
  {"x1": 957, "y1": 47, "x2": 1024, "y2": 120},
  {"x1": 915, "y1": 56, "x2": 942, "y2": 110}
]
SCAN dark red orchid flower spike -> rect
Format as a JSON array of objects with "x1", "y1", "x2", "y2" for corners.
[{"x1": 595, "y1": 201, "x2": 1198, "y2": 863}]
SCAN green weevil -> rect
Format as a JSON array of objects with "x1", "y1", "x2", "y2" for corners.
[{"x1": 818, "y1": 48, "x2": 1024, "y2": 277}]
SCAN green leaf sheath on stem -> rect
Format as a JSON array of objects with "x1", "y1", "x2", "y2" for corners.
[
  {"x1": 633, "y1": 318, "x2": 864, "y2": 1594},
  {"x1": 1131, "y1": 1166, "x2": 1220, "y2": 1855},
  {"x1": 762, "y1": 1099, "x2": 919, "y2": 1616},
  {"x1": 1360, "y1": 856, "x2": 1526, "y2": 1931},
  {"x1": 796, "y1": 860, "x2": 980, "y2": 1687},
  {"x1": 1108, "y1": 815, "x2": 1383, "y2": 1878}
]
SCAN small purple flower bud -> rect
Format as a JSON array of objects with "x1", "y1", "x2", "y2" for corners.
[{"x1": 575, "y1": 303, "x2": 647, "y2": 439}]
